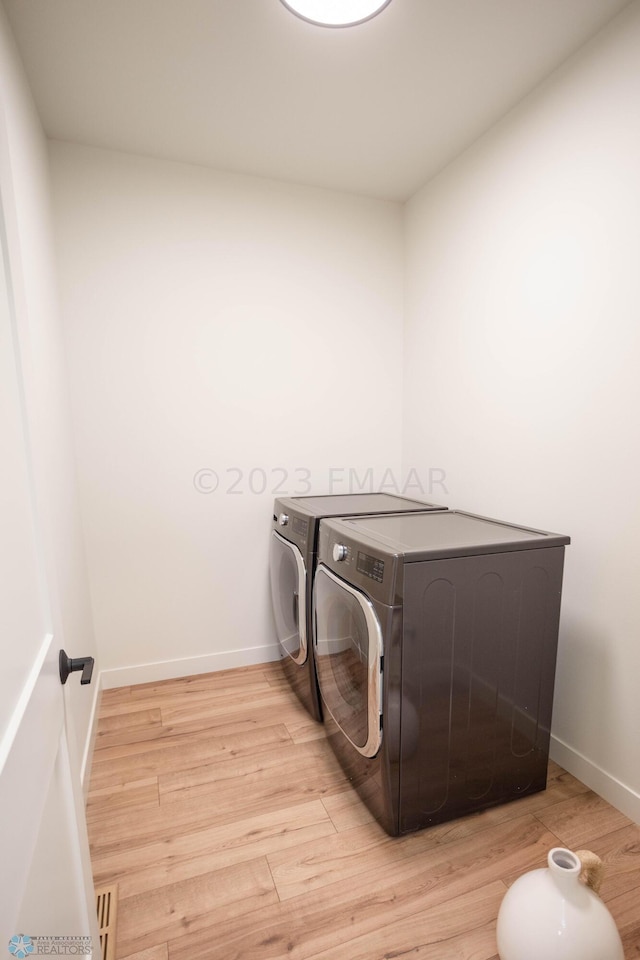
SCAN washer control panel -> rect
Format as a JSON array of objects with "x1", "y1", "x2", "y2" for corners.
[{"x1": 272, "y1": 500, "x2": 309, "y2": 549}]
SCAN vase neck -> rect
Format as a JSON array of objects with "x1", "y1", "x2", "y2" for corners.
[{"x1": 548, "y1": 847, "x2": 582, "y2": 894}]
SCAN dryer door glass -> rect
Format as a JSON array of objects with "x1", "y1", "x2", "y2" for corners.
[
  {"x1": 269, "y1": 531, "x2": 307, "y2": 664},
  {"x1": 314, "y1": 565, "x2": 383, "y2": 758}
]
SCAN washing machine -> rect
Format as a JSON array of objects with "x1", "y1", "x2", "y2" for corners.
[
  {"x1": 314, "y1": 510, "x2": 570, "y2": 835},
  {"x1": 269, "y1": 494, "x2": 446, "y2": 722}
]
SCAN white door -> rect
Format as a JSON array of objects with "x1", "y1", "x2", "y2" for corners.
[{"x1": 0, "y1": 155, "x2": 100, "y2": 952}]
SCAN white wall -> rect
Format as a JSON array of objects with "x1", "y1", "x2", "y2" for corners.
[
  {"x1": 404, "y1": 1, "x2": 640, "y2": 820},
  {"x1": 0, "y1": 5, "x2": 97, "y2": 773},
  {"x1": 49, "y1": 142, "x2": 404, "y2": 685},
  {"x1": 39, "y1": 0, "x2": 640, "y2": 822}
]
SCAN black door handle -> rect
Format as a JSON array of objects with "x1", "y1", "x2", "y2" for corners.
[{"x1": 59, "y1": 649, "x2": 95, "y2": 686}]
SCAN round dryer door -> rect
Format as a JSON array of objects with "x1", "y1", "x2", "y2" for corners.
[
  {"x1": 269, "y1": 531, "x2": 307, "y2": 664},
  {"x1": 314, "y1": 564, "x2": 383, "y2": 758}
]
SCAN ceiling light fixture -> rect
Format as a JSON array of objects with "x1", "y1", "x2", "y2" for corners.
[{"x1": 280, "y1": 0, "x2": 393, "y2": 28}]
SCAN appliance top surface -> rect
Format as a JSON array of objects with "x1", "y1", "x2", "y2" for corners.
[
  {"x1": 330, "y1": 510, "x2": 570, "y2": 559},
  {"x1": 280, "y1": 493, "x2": 443, "y2": 519}
]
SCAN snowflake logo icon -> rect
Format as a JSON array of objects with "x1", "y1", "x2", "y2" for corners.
[{"x1": 8, "y1": 936, "x2": 34, "y2": 959}]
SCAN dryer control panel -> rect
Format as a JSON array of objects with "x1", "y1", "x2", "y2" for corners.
[
  {"x1": 356, "y1": 552, "x2": 385, "y2": 583},
  {"x1": 318, "y1": 519, "x2": 401, "y2": 606}
]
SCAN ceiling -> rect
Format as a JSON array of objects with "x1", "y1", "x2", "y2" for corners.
[{"x1": 3, "y1": 0, "x2": 631, "y2": 201}]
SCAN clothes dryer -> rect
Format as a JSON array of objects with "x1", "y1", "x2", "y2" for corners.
[
  {"x1": 314, "y1": 510, "x2": 570, "y2": 834},
  {"x1": 269, "y1": 494, "x2": 445, "y2": 721}
]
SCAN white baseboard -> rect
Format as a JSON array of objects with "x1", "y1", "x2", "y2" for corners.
[
  {"x1": 550, "y1": 734, "x2": 640, "y2": 826},
  {"x1": 99, "y1": 643, "x2": 282, "y2": 691}
]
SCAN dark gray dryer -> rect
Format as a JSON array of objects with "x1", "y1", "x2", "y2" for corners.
[
  {"x1": 269, "y1": 494, "x2": 445, "y2": 722},
  {"x1": 314, "y1": 510, "x2": 570, "y2": 835}
]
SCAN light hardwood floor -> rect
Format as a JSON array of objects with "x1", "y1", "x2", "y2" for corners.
[{"x1": 87, "y1": 663, "x2": 640, "y2": 960}]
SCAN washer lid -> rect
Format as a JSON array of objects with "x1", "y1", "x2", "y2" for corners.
[
  {"x1": 330, "y1": 510, "x2": 570, "y2": 561},
  {"x1": 277, "y1": 493, "x2": 444, "y2": 518}
]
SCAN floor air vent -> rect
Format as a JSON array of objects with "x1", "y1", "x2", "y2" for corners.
[{"x1": 95, "y1": 885, "x2": 118, "y2": 960}]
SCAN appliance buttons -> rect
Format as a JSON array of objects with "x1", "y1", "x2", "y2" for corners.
[{"x1": 333, "y1": 543, "x2": 348, "y2": 562}]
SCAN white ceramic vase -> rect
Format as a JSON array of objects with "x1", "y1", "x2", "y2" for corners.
[{"x1": 496, "y1": 847, "x2": 624, "y2": 960}]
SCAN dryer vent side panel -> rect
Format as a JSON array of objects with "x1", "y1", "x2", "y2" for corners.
[{"x1": 398, "y1": 546, "x2": 566, "y2": 834}]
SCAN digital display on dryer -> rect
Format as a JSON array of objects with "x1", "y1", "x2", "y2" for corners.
[{"x1": 357, "y1": 552, "x2": 384, "y2": 583}]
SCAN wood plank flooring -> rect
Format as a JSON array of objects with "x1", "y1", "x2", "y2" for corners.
[{"x1": 87, "y1": 663, "x2": 640, "y2": 960}]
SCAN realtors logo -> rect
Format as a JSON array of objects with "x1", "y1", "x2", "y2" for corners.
[
  {"x1": 8, "y1": 938, "x2": 91, "y2": 957},
  {"x1": 8, "y1": 938, "x2": 34, "y2": 959}
]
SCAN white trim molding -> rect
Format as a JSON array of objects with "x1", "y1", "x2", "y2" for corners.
[
  {"x1": 99, "y1": 644, "x2": 282, "y2": 690},
  {"x1": 80, "y1": 679, "x2": 102, "y2": 798},
  {"x1": 550, "y1": 734, "x2": 640, "y2": 826}
]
